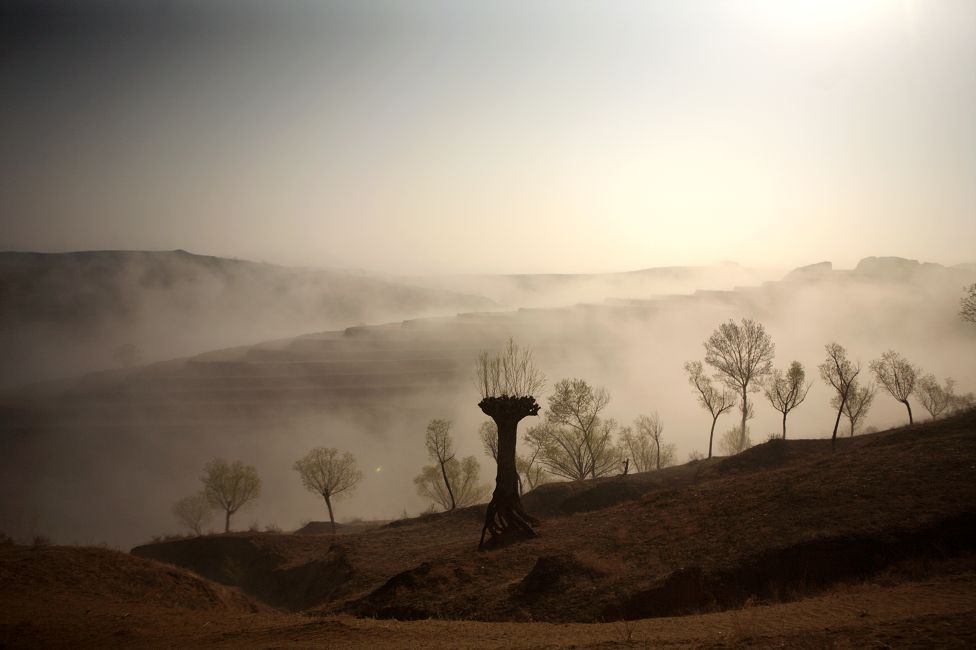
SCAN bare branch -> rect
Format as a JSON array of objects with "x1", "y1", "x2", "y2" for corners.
[{"x1": 474, "y1": 338, "x2": 545, "y2": 399}]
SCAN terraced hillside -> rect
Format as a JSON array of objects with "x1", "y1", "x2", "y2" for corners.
[
  {"x1": 0, "y1": 249, "x2": 496, "y2": 387},
  {"x1": 1, "y1": 256, "x2": 973, "y2": 548}
]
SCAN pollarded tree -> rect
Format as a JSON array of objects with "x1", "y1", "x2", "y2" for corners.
[
  {"x1": 474, "y1": 338, "x2": 545, "y2": 549},
  {"x1": 424, "y1": 419, "x2": 458, "y2": 510},
  {"x1": 684, "y1": 360, "x2": 737, "y2": 458},
  {"x1": 870, "y1": 350, "x2": 920, "y2": 424},
  {"x1": 703, "y1": 319, "x2": 776, "y2": 445},
  {"x1": 293, "y1": 447, "x2": 363, "y2": 534},
  {"x1": 481, "y1": 419, "x2": 548, "y2": 495},
  {"x1": 763, "y1": 361, "x2": 813, "y2": 439},
  {"x1": 172, "y1": 493, "x2": 212, "y2": 536},
  {"x1": 834, "y1": 381, "x2": 876, "y2": 436},
  {"x1": 201, "y1": 459, "x2": 261, "y2": 533},
  {"x1": 961, "y1": 283, "x2": 976, "y2": 324},
  {"x1": 818, "y1": 342, "x2": 861, "y2": 448}
]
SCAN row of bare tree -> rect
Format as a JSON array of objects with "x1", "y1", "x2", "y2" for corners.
[
  {"x1": 174, "y1": 309, "x2": 974, "y2": 540},
  {"x1": 173, "y1": 448, "x2": 364, "y2": 536},
  {"x1": 683, "y1": 319, "x2": 973, "y2": 456}
]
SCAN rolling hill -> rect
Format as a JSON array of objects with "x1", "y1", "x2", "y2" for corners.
[
  {"x1": 0, "y1": 256, "x2": 973, "y2": 548},
  {"x1": 0, "y1": 249, "x2": 495, "y2": 387},
  {"x1": 3, "y1": 411, "x2": 973, "y2": 647}
]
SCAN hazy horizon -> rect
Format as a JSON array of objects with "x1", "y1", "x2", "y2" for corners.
[
  {"x1": 1, "y1": 0, "x2": 975, "y2": 550},
  {"x1": 2, "y1": 0, "x2": 974, "y2": 274},
  {"x1": 7, "y1": 246, "x2": 972, "y2": 277}
]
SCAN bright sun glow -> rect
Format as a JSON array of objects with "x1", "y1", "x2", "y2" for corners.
[{"x1": 746, "y1": 0, "x2": 893, "y2": 37}]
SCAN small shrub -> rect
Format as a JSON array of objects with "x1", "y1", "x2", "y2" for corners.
[
  {"x1": 263, "y1": 523, "x2": 282, "y2": 534},
  {"x1": 248, "y1": 521, "x2": 260, "y2": 533},
  {"x1": 32, "y1": 535, "x2": 51, "y2": 548},
  {"x1": 0, "y1": 531, "x2": 15, "y2": 546},
  {"x1": 720, "y1": 425, "x2": 752, "y2": 456}
]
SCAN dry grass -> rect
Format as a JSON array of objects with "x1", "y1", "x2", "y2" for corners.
[
  {"x1": 129, "y1": 409, "x2": 976, "y2": 624},
  {"x1": 3, "y1": 411, "x2": 974, "y2": 647}
]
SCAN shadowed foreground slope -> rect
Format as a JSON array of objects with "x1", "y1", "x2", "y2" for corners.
[
  {"x1": 2, "y1": 411, "x2": 974, "y2": 648},
  {"x1": 134, "y1": 409, "x2": 976, "y2": 622}
]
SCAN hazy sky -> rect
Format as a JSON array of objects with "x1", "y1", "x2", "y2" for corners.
[{"x1": 2, "y1": 0, "x2": 974, "y2": 274}]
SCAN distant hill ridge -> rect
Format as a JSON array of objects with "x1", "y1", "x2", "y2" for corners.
[{"x1": 0, "y1": 249, "x2": 496, "y2": 387}]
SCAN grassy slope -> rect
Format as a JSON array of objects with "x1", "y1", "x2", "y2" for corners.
[
  {"x1": 133, "y1": 409, "x2": 976, "y2": 622},
  {"x1": 3, "y1": 410, "x2": 975, "y2": 648}
]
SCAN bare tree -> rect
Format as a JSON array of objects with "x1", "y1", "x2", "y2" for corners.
[
  {"x1": 703, "y1": 319, "x2": 775, "y2": 446},
  {"x1": 526, "y1": 415, "x2": 620, "y2": 481},
  {"x1": 961, "y1": 283, "x2": 976, "y2": 324},
  {"x1": 819, "y1": 342, "x2": 861, "y2": 448},
  {"x1": 172, "y1": 493, "x2": 212, "y2": 536},
  {"x1": 917, "y1": 375, "x2": 955, "y2": 419},
  {"x1": 870, "y1": 350, "x2": 920, "y2": 424},
  {"x1": 763, "y1": 361, "x2": 813, "y2": 439},
  {"x1": 414, "y1": 456, "x2": 489, "y2": 511},
  {"x1": 720, "y1": 424, "x2": 752, "y2": 456},
  {"x1": 475, "y1": 337, "x2": 545, "y2": 400},
  {"x1": 684, "y1": 360, "x2": 737, "y2": 458},
  {"x1": 293, "y1": 447, "x2": 363, "y2": 534},
  {"x1": 618, "y1": 425, "x2": 648, "y2": 473},
  {"x1": 543, "y1": 378, "x2": 620, "y2": 479},
  {"x1": 634, "y1": 413, "x2": 674, "y2": 470},
  {"x1": 516, "y1": 452, "x2": 548, "y2": 492},
  {"x1": 619, "y1": 417, "x2": 675, "y2": 472},
  {"x1": 834, "y1": 381, "x2": 876, "y2": 436},
  {"x1": 949, "y1": 391, "x2": 975, "y2": 414},
  {"x1": 478, "y1": 420, "x2": 498, "y2": 461},
  {"x1": 424, "y1": 419, "x2": 458, "y2": 510},
  {"x1": 201, "y1": 459, "x2": 261, "y2": 533},
  {"x1": 474, "y1": 338, "x2": 545, "y2": 549}
]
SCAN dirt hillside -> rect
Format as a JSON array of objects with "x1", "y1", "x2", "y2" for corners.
[
  {"x1": 3, "y1": 410, "x2": 975, "y2": 647},
  {"x1": 133, "y1": 409, "x2": 976, "y2": 622}
]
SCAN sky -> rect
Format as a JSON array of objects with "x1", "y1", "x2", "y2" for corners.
[{"x1": 1, "y1": 0, "x2": 974, "y2": 275}]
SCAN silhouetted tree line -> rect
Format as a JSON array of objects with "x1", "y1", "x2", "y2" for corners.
[{"x1": 169, "y1": 324, "x2": 973, "y2": 544}]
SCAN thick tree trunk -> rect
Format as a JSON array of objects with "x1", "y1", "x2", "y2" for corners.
[
  {"x1": 708, "y1": 416, "x2": 717, "y2": 459},
  {"x1": 478, "y1": 395, "x2": 540, "y2": 550},
  {"x1": 655, "y1": 441, "x2": 660, "y2": 470},
  {"x1": 782, "y1": 411, "x2": 787, "y2": 439},
  {"x1": 438, "y1": 459, "x2": 456, "y2": 510},
  {"x1": 224, "y1": 509, "x2": 231, "y2": 533},
  {"x1": 324, "y1": 494, "x2": 336, "y2": 534},
  {"x1": 903, "y1": 400, "x2": 914, "y2": 425}
]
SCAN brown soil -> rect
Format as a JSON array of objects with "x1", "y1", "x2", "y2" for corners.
[
  {"x1": 133, "y1": 409, "x2": 976, "y2": 623},
  {"x1": 3, "y1": 554, "x2": 974, "y2": 648},
  {"x1": 3, "y1": 410, "x2": 975, "y2": 647}
]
